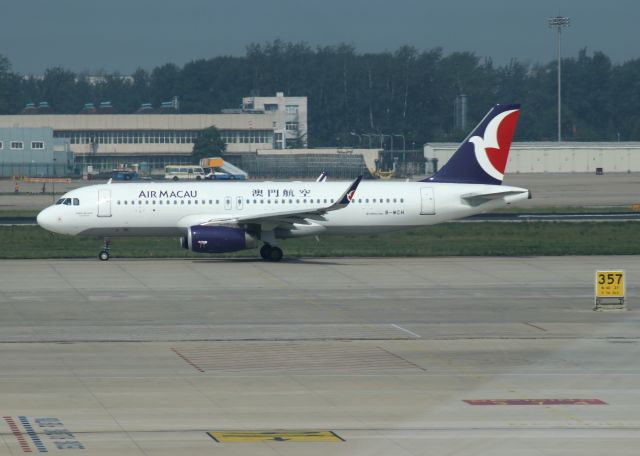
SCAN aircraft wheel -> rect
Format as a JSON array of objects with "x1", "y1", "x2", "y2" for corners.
[
  {"x1": 260, "y1": 244, "x2": 272, "y2": 260},
  {"x1": 268, "y1": 246, "x2": 283, "y2": 262},
  {"x1": 172, "y1": 176, "x2": 179, "y2": 181},
  {"x1": 98, "y1": 250, "x2": 110, "y2": 261}
]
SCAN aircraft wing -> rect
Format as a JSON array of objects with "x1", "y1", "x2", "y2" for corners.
[{"x1": 177, "y1": 176, "x2": 362, "y2": 229}]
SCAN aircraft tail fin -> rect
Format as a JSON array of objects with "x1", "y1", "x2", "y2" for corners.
[{"x1": 424, "y1": 104, "x2": 520, "y2": 185}]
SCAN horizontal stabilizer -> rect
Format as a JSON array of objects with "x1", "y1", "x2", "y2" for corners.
[{"x1": 462, "y1": 189, "x2": 529, "y2": 206}]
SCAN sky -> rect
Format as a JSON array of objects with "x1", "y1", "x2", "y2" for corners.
[{"x1": 0, "y1": 0, "x2": 636, "y2": 75}]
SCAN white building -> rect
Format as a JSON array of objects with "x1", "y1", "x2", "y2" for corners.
[
  {"x1": 242, "y1": 92, "x2": 308, "y2": 148},
  {"x1": 0, "y1": 93, "x2": 309, "y2": 172},
  {"x1": 424, "y1": 142, "x2": 640, "y2": 173}
]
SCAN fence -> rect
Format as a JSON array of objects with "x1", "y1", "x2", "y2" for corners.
[
  {"x1": 225, "y1": 154, "x2": 371, "y2": 179},
  {"x1": 0, "y1": 163, "x2": 69, "y2": 178}
]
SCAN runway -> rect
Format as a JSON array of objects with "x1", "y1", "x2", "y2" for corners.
[{"x1": 0, "y1": 257, "x2": 639, "y2": 455}]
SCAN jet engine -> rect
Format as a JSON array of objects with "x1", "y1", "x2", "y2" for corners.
[{"x1": 180, "y1": 225, "x2": 257, "y2": 253}]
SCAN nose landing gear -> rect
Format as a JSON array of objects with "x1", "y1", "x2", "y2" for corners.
[
  {"x1": 98, "y1": 238, "x2": 111, "y2": 261},
  {"x1": 260, "y1": 244, "x2": 283, "y2": 262}
]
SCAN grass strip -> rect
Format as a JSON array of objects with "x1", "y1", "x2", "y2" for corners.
[{"x1": 1, "y1": 222, "x2": 639, "y2": 259}]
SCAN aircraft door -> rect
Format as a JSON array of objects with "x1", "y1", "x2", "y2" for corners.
[
  {"x1": 236, "y1": 196, "x2": 244, "y2": 210},
  {"x1": 97, "y1": 189, "x2": 112, "y2": 217},
  {"x1": 420, "y1": 187, "x2": 435, "y2": 215},
  {"x1": 224, "y1": 196, "x2": 232, "y2": 210}
]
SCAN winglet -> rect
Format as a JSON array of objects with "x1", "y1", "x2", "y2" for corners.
[
  {"x1": 316, "y1": 171, "x2": 328, "y2": 182},
  {"x1": 335, "y1": 175, "x2": 363, "y2": 207}
]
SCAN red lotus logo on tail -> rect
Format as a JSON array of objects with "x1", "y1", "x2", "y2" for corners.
[
  {"x1": 470, "y1": 109, "x2": 520, "y2": 181},
  {"x1": 347, "y1": 190, "x2": 356, "y2": 202}
]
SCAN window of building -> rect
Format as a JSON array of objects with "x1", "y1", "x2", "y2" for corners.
[
  {"x1": 286, "y1": 122, "x2": 298, "y2": 132},
  {"x1": 10, "y1": 141, "x2": 23, "y2": 150},
  {"x1": 264, "y1": 103, "x2": 278, "y2": 111},
  {"x1": 31, "y1": 141, "x2": 44, "y2": 150},
  {"x1": 285, "y1": 105, "x2": 299, "y2": 114}
]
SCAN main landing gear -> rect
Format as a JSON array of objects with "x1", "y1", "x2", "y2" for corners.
[
  {"x1": 98, "y1": 238, "x2": 111, "y2": 261},
  {"x1": 260, "y1": 244, "x2": 283, "y2": 262}
]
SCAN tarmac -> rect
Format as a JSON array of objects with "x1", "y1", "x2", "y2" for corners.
[{"x1": 0, "y1": 256, "x2": 639, "y2": 455}]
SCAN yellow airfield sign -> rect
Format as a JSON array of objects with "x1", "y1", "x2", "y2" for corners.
[
  {"x1": 595, "y1": 270, "x2": 625, "y2": 298},
  {"x1": 208, "y1": 430, "x2": 344, "y2": 443}
]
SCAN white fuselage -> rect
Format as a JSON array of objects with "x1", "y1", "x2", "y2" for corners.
[{"x1": 37, "y1": 180, "x2": 529, "y2": 238}]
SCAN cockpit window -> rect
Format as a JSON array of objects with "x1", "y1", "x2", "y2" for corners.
[
  {"x1": 55, "y1": 198, "x2": 64, "y2": 205},
  {"x1": 73, "y1": 198, "x2": 79, "y2": 206},
  {"x1": 63, "y1": 198, "x2": 72, "y2": 205}
]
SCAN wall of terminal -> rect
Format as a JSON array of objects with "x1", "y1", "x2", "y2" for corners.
[
  {"x1": 424, "y1": 142, "x2": 640, "y2": 173},
  {"x1": 0, "y1": 127, "x2": 72, "y2": 177}
]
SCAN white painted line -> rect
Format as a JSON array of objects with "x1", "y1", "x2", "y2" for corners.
[{"x1": 391, "y1": 323, "x2": 421, "y2": 338}]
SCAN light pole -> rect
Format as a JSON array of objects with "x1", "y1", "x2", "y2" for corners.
[
  {"x1": 362, "y1": 134, "x2": 373, "y2": 148},
  {"x1": 393, "y1": 134, "x2": 406, "y2": 151},
  {"x1": 349, "y1": 132, "x2": 362, "y2": 147},
  {"x1": 548, "y1": 16, "x2": 570, "y2": 142}
]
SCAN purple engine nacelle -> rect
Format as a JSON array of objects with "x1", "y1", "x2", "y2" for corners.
[{"x1": 181, "y1": 225, "x2": 257, "y2": 253}]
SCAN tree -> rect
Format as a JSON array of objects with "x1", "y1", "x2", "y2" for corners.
[{"x1": 192, "y1": 126, "x2": 226, "y2": 162}]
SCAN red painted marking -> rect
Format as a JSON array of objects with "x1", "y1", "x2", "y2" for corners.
[
  {"x1": 171, "y1": 348, "x2": 205, "y2": 373},
  {"x1": 464, "y1": 399, "x2": 607, "y2": 406},
  {"x1": 486, "y1": 110, "x2": 519, "y2": 173},
  {"x1": 524, "y1": 322, "x2": 547, "y2": 332},
  {"x1": 3, "y1": 416, "x2": 33, "y2": 452}
]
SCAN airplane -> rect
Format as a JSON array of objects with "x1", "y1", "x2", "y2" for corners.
[{"x1": 37, "y1": 104, "x2": 530, "y2": 262}]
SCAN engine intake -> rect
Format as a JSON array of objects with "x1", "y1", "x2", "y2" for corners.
[{"x1": 181, "y1": 225, "x2": 257, "y2": 253}]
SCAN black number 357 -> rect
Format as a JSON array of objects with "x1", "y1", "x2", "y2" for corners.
[{"x1": 598, "y1": 273, "x2": 622, "y2": 285}]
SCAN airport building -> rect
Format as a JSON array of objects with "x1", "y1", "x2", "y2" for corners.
[
  {"x1": 241, "y1": 92, "x2": 308, "y2": 148},
  {"x1": 424, "y1": 142, "x2": 640, "y2": 174},
  {"x1": 0, "y1": 127, "x2": 72, "y2": 177},
  {"x1": 0, "y1": 93, "x2": 307, "y2": 175}
]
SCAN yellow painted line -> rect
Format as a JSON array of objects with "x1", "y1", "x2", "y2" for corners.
[{"x1": 208, "y1": 430, "x2": 344, "y2": 443}]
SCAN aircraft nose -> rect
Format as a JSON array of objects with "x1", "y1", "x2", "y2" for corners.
[{"x1": 37, "y1": 207, "x2": 58, "y2": 231}]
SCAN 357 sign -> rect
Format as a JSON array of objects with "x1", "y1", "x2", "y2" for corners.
[{"x1": 595, "y1": 270, "x2": 625, "y2": 298}]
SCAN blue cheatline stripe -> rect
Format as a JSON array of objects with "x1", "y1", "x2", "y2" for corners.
[{"x1": 18, "y1": 417, "x2": 48, "y2": 453}]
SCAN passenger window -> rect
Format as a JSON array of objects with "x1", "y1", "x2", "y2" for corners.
[
  {"x1": 289, "y1": 199, "x2": 293, "y2": 204},
  {"x1": 145, "y1": 200, "x2": 149, "y2": 205},
  {"x1": 209, "y1": 200, "x2": 212, "y2": 204},
  {"x1": 188, "y1": 200, "x2": 192, "y2": 204},
  {"x1": 296, "y1": 199, "x2": 300, "y2": 204},
  {"x1": 117, "y1": 200, "x2": 121, "y2": 205},
  {"x1": 400, "y1": 198, "x2": 404, "y2": 203},
  {"x1": 159, "y1": 200, "x2": 163, "y2": 205},
  {"x1": 393, "y1": 198, "x2": 397, "y2": 203},
  {"x1": 267, "y1": 200, "x2": 271, "y2": 204},
  {"x1": 324, "y1": 199, "x2": 327, "y2": 203},
  {"x1": 365, "y1": 199, "x2": 369, "y2": 203},
  {"x1": 373, "y1": 199, "x2": 376, "y2": 203},
  {"x1": 152, "y1": 200, "x2": 156, "y2": 205},
  {"x1": 181, "y1": 200, "x2": 184, "y2": 204},
  {"x1": 303, "y1": 199, "x2": 307, "y2": 204},
  {"x1": 246, "y1": 199, "x2": 250, "y2": 204},
  {"x1": 124, "y1": 200, "x2": 128, "y2": 205},
  {"x1": 73, "y1": 198, "x2": 79, "y2": 206}
]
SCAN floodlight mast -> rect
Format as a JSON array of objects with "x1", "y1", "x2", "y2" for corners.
[{"x1": 548, "y1": 16, "x2": 570, "y2": 142}]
